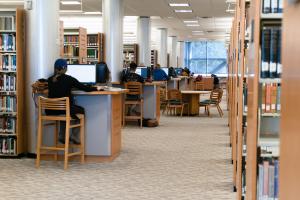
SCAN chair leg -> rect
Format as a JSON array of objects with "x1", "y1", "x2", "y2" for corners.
[
  {"x1": 123, "y1": 104, "x2": 126, "y2": 127},
  {"x1": 64, "y1": 121, "x2": 70, "y2": 170},
  {"x1": 54, "y1": 121, "x2": 59, "y2": 161},
  {"x1": 181, "y1": 106, "x2": 184, "y2": 117},
  {"x1": 207, "y1": 105, "x2": 211, "y2": 117},
  {"x1": 80, "y1": 117, "x2": 85, "y2": 164},
  {"x1": 35, "y1": 118, "x2": 43, "y2": 168},
  {"x1": 217, "y1": 105, "x2": 223, "y2": 117}
]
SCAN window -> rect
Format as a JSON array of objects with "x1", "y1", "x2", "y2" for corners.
[{"x1": 184, "y1": 41, "x2": 228, "y2": 76}]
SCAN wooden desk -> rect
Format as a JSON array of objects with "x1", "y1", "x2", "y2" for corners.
[{"x1": 181, "y1": 90, "x2": 210, "y2": 115}]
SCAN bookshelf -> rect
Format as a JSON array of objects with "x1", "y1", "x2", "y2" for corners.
[
  {"x1": 0, "y1": 9, "x2": 25, "y2": 156},
  {"x1": 87, "y1": 33, "x2": 105, "y2": 64},
  {"x1": 279, "y1": 2, "x2": 300, "y2": 199},
  {"x1": 123, "y1": 44, "x2": 138, "y2": 66},
  {"x1": 151, "y1": 49, "x2": 158, "y2": 68},
  {"x1": 244, "y1": 0, "x2": 283, "y2": 199},
  {"x1": 63, "y1": 27, "x2": 87, "y2": 64}
]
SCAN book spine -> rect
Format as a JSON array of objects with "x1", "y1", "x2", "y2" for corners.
[
  {"x1": 263, "y1": 161, "x2": 270, "y2": 198},
  {"x1": 258, "y1": 164, "x2": 264, "y2": 199},
  {"x1": 263, "y1": 0, "x2": 271, "y2": 13},
  {"x1": 265, "y1": 84, "x2": 272, "y2": 113},
  {"x1": 261, "y1": 28, "x2": 271, "y2": 78},
  {"x1": 271, "y1": 84, "x2": 277, "y2": 113},
  {"x1": 276, "y1": 28, "x2": 282, "y2": 78},
  {"x1": 268, "y1": 165, "x2": 275, "y2": 199},
  {"x1": 270, "y1": 28, "x2": 278, "y2": 78},
  {"x1": 278, "y1": 0, "x2": 283, "y2": 13},
  {"x1": 276, "y1": 84, "x2": 281, "y2": 112},
  {"x1": 262, "y1": 83, "x2": 266, "y2": 112},
  {"x1": 271, "y1": 0, "x2": 279, "y2": 13}
]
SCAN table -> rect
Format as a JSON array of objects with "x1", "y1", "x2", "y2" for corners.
[{"x1": 181, "y1": 90, "x2": 211, "y2": 115}]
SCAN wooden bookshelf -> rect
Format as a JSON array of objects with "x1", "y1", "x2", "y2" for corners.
[
  {"x1": 229, "y1": 0, "x2": 284, "y2": 199},
  {"x1": 279, "y1": 1, "x2": 300, "y2": 199},
  {"x1": 63, "y1": 27, "x2": 87, "y2": 64},
  {"x1": 151, "y1": 50, "x2": 158, "y2": 68},
  {"x1": 0, "y1": 9, "x2": 25, "y2": 156},
  {"x1": 123, "y1": 44, "x2": 138, "y2": 66},
  {"x1": 87, "y1": 33, "x2": 105, "y2": 64}
]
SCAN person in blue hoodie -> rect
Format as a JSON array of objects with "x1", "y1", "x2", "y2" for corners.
[{"x1": 153, "y1": 64, "x2": 169, "y2": 81}]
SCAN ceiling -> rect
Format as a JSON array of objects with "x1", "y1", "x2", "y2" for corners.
[
  {"x1": 0, "y1": 0, "x2": 234, "y2": 41},
  {"x1": 61, "y1": 0, "x2": 234, "y2": 41}
]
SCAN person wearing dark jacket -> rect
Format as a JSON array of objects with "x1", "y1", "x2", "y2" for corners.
[{"x1": 47, "y1": 59, "x2": 97, "y2": 144}]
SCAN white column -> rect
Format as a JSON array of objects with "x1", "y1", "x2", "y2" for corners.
[
  {"x1": 178, "y1": 41, "x2": 185, "y2": 67},
  {"x1": 137, "y1": 16, "x2": 151, "y2": 66},
  {"x1": 158, "y1": 28, "x2": 168, "y2": 67},
  {"x1": 170, "y1": 36, "x2": 177, "y2": 67},
  {"x1": 103, "y1": 0, "x2": 124, "y2": 82},
  {"x1": 25, "y1": 0, "x2": 60, "y2": 153}
]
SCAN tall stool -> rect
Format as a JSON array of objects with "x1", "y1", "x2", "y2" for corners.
[
  {"x1": 123, "y1": 82, "x2": 143, "y2": 128},
  {"x1": 36, "y1": 96, "x2": 85, "y2": 170}
]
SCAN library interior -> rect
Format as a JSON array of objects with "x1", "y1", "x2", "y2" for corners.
[{"x1": 0, "y1": 0, "x2": 299, "y2": 199}]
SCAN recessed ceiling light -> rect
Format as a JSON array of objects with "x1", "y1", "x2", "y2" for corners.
[
  {"x1": 61, "y1": 1, "x2": 81, "y2": 5},
  {"x1": 169, "y1": 3, "x2": 190, "y2": 7},
  {"x1": 186, "y1": 24, "x2": 200, "y2": 27},
  {"x1": 183, "y1": 20, "x2": 198, "y2": 23},
  {"x1": 174, "y1": 10, "x2": 193, "y2": 13},
  {"x1": 84, "y1": 12, "x2": 102, "y2": 15}
]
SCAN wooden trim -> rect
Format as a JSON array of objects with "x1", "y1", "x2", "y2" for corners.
[{"x1": 40, "y1": 154, "x2": 119, "y2": 163}]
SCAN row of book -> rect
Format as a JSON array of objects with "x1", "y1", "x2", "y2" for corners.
[
  {"x1": 64, "y1": 35, "x2": 79, "y2": 43},
  {"x1": 262, "y1": 0, "x2": 283, "y2": 13},
  {"x1": 0, "y1": 16, "x2": 15, "y2": 31},
  {"x1": 87, "y1": 49, "x2": 98, "y2": 59},
  {"x1": 257, "y1": 159, "x2": 279, "y2": 200},
  {"x1": 64, "y1": 46, "x2": 79, "y2": 57},
  {"x1": 0, "y1": 54, "x2": 16, "y2": 71},
  {"x1": 0, "y1": 96, "x2": 16, "y2": 112},
  {"x1": 0, "y1": 74, "x2": 16, "y2": 91},
  {"x1": 261, "y1": 26, "x2": 282, "y2": 79},
  {"x1": 0, "y1": 118, "x2": 15, "y2": 133},
  {"x1": 0, "y1": 33, "x2": 16, "y2": 51},
  {"x1": 261, "y1": 83, "x2": 281, "y2": 114},
  {"x1": 87, "y1": 35, "x2": 98, "y2": 46},
  {"x1": 0, "y1": 137, "x2": 16, "y2": 155}
]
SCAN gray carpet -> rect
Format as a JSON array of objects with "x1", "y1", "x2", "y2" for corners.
[{"x1": 0, "y1": 102, "x2": 235, "y2": 200}]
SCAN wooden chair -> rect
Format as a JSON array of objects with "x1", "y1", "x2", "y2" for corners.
[
  {"x1": 123, "y1": 82, "x2": 143, "y2": 128},
  {"x1": 199, "y1": 89, "x2": 223, "y2": 117},
  {"x1": 36, "y1": 97, "x2": 85, "y2": 170},
  {"x1": 160, "y1": 87, "x2": 168, "y2": 114},
  {"x1": 166, "y1": 89, "x2": 189, "y2": 117},
  {"x1": 194, "y1": 81, "x2": 204, "y2": 91}
]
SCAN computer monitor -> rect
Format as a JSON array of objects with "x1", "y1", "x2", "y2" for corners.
[
  {"x1": 175, "y1": 68, "x2": 182, "y2": 75},
  {"x1": 96, "y1": 63, "x2": 109, "y2": 83},
  {"x1": 161, "y1": 67, "x2": 169, "y2": 76},
  {"x1": 66, "y1": 64, "x2": 96, "y2": 84},
  {"x1": 136, "y1": 67, "x2": 147, "y2": 79}
]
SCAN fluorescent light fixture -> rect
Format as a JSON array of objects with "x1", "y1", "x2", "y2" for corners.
[
  {"x1": 0, "y1": 0, "x2": 23, "y2": 4},
  {"x1": 192, "y1": 30, "x2": 204, "y2": 33},
  {"x1": 169, "y1": 3, "x2": 189, "y2": 7},
  {"x1": 183, "y1": 20, "x2": 198, "y2": 23},
  {"x1": 84, "y1": 12, "x2": 102, "y2": 15},
  {"x1": 186, "y1": 24, "x2": 200, "y2": 27},
  {"x1": 61, "y1": 1, "x2": 81, "y2": 5},
  {"x1": 174, "y1": 10, "x2": 193, "y2": 13},
  {"x1": 59, "y1": 10, "x2": 83, "y2": 13},
  {"x1": 193, "y1": 32, "x2": 204, "y2": 35}
]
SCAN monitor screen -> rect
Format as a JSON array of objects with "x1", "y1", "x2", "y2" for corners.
[
  {"x1": 136, "y1": 67, "x2": 142, "y2": 76},
  {"x1": 66, "y1": 64, "x2": 96, "y2": 83},
  {"x1": 136, "y1": 67, "x2": 147, "y2": 79},
  {"x1": 175, "y1": 68, "x2": 182, "y2": 75},
  {"x1": 161, "y1": 67, "x2": 169, "y2": 76}
]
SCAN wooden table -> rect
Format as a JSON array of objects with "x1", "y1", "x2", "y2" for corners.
[{"x1": 181, "y1": 90, "x2": 211, "y2": 115}]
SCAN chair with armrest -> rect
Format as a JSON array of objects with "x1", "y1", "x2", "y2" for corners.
[
  {"x1": 166, "y1": 89, "x2": 189, "y2": 117},
  {"x1": 123, "y1": 82, "x2": 143, "y2": 128},
  {"x1": 36, "y1": 96, "x2": 85, "y2": 170},
  {"x1": 199, "y1": 89, "x2": 223, "y2": 117}
]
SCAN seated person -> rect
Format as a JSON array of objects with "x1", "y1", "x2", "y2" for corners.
[
  {"x1": 47, "y1": 59, "x2": 98, "y2": 144},
  {"x1": 211, "y1": 74, "x2": 220, "y2": 89},
  {"x1": 124, "y1": 62, "x2": 144, "y2": 115},
  {"x1": 153, "y1": 64, "x2": 169, "y2": 81}
]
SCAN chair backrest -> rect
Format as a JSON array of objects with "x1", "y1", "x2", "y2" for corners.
[
  {"x1": 210, "y1": 89, "x2": 223, "y2": 103},
  {"x1": 168, "y1": 89, "x2": 182, "y2": 101},
  {"x1": 160, "y1": 87, "x2": 167, "y2": 102},
  {"x1": 194, "y1": 81, "x2": 204, "y2": 91},
  {"x1": 124, "y1": 82, "x2": 143, "y2": 96},
  {"x1": 38, "y1": 96, "x2": 70, "y2": 117}
]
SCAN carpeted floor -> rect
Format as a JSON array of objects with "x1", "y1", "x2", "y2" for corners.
[{"x1": 0, "y1": 101, "x2": 235, "y2": 200}]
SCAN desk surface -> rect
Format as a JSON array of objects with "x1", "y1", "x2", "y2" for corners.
[
  {"x1": 144, "y1": 81, "x2": 166, "y2": 86},
  {"x1": 72, "y1": 88, "x2": 128, "y2": 95},
  {"x1": 181, "y1": 90, "x2": 210, "y2": 94}
]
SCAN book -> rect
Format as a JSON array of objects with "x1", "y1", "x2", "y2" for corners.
[
  {"x1": 278, "y1": 0, "x2": 283, "y2": 13},
  {"x1": 270, "y1": 28, "x2": 279, "y2": 78},
  {"x1": 271, "y1": 84, "x2": 277, "y2": 113},
  {"x1": 265, "y1": 84, "x2": 272, "y2": 113},
  {"x1": 263, "y1": 0, "x2": 271, "y2": 13},
  {"x1": 276, "y1": 28, "x2": 282, "y2": 78},
  {"x1": 268, "y1": 165, "x2": 275, "y2": 199},
  {"x1": 258, "y1": 164, "x2": 264, "y2": 200},
  {"x1": 276, "y1": 84, "x2": 281, "y2": 112},
  {"x1": 261, "y1": 28, "x2": 271, "y2": 78},
  {"x1": 262, "y1": 83, "x2": 266, "y2": 111},
  {"x1": 274, "y1": 160, "x2": 279, "y2": 199},
  {"x1": 271, "y1": 0, "x2": 279, "y2": 13},
  {"x1": 263, "y1": 161, "x2": 270, "y2": 199}
]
